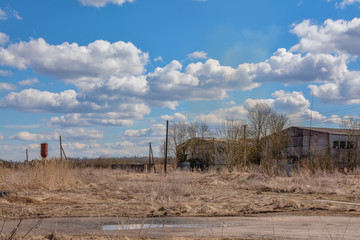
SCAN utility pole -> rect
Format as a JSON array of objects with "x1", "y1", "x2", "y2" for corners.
[
  {"x1": 243, "y1": 125, "x2": 247, "y2": 167},
  {"x1": 59, "y1": 135, "x2": 67, "y2": 160},
  {"x1": 164, "y1": 120, "x2": 169, "y2": 175},
  {"x1": 26, "y1": 149, "x2": 29, "y2": 163},
  {"x1": 60, "y1": 136, "x2": 63, "y2": 161},
  {"x1": 148, "y1": 142, "x2": 156, "y2": 173}
]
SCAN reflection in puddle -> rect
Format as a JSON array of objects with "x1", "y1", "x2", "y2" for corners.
[{"x1": 102, "y1": 223, "x2": 212, "y2": 231}]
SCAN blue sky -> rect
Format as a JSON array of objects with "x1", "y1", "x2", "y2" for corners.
[{"x1": 1, "y1": 0, "x2": 360, "y2": 161}]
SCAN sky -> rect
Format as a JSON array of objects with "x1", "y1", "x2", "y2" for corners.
[{"x1": 1, "y1": 0, "x2": 360, "y2": 161}]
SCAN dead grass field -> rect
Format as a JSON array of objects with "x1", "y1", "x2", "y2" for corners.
[{"x1": 0, "y1": 161, "x2": 359, "y2": 221}]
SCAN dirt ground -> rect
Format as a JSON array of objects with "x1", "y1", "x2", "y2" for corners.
[
  {"x1": 1, "y1": 215, "x2": 360, "y2": 239},
  {"x1": 0, "y1": 166, "x2": 360, "y2": 238}
]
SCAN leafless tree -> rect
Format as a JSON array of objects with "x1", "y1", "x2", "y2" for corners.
[
  {"x1": 247, "y1": 103, "x2": 289, "y2": 165},
  {"x1": 217, "y1": 119, "x2": 246, "y2": 168}
]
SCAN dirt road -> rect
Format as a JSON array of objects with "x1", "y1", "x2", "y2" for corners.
[{"x1": 1, "y1": 214, "x2": 359, "y2": 239}]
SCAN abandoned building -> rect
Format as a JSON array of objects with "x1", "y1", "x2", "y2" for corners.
[
  {"x1": 176, "y1": 138, "x2": 228, "y2": 169},
  {"x1": 283, "y1": 126, "x2": 360, "y2": 167}
]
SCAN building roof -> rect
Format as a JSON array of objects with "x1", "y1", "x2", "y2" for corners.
[{"x1": 292, "y1": 126, "x2": 353, "y2": 135}]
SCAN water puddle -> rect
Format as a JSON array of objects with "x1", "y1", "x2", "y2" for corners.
[{"x1": 102, "y1": 223, "x2": 212, "y2": 231}]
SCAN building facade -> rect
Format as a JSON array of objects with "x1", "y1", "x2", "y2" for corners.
[{"x1": 285, "y1": 126, "x2": 359, "y2": 167}]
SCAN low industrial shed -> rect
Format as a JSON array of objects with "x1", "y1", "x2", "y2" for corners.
[
  {"x1": 284, "y1": 126, "x2": 359, "y2": 167},
  {"x1": 176, "y1": 138, "x2": 228, "y2": 170}
]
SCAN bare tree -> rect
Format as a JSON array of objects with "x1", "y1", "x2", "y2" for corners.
[
  {"x1": 247, "y1": 103, "x2": 272, "y2": 164},
  {"x1": 217, "y1": 119, "x2": 245, "y2": 168},
  {"x1": 247, "y1": 103, "x2": 289, "y2": 165}
]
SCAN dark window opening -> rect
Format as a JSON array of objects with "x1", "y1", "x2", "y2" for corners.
[
  {"x1": 347, "y1": 141, "x2": 354, "y2": 149},
  {"x1": 340, "y1": 141, "x2": 346, "y2": 149},
  {"x1": 333, "y1": 141, "x2": 339, "y2": 149}
]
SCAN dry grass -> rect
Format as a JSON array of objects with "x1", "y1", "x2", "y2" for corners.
[{"x1": 0, "y1": 161, "x2": 360, "y2": 220}]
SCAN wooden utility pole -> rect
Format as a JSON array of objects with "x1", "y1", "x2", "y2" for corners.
[
  {"x1": 148, "y1": 142, "x2": 156, "y2": 173},
  {"x1": 60, "y1": 136, "x2": 63, "y2": 161},
  {"x1": 164, "y1": 120, "x2": 169, "y2": 175},
  {"x1": 243, "y1": 125, "x2": 247, "y2": 167},
  {"x1": 26, "y1": 149, "x2": 29, "y2": 163},
  {"x1": 59, "y1": 136, "x2": 67, "y2": 160}
]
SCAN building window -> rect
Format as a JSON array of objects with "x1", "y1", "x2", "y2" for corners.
[
  {"x1": 333, "y1": 141, "x2": 339, "y2": 149},
  {"x1": 340, "y1": 141, "x2": 346, "y2": 149},
  {"x1": 347, "y1": 141, "x2": 354, "y2": 149}
]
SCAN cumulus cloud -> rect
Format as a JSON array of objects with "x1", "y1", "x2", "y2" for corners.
[
  {"x1": 195, "y1": 106, "x2": 248, "y2": 124},
  {"x1": 9, "y1": 128, "x2": 103, "y2": 142},
  {"x1": 245, "y1": 48, "x2": 348, "y2": 84},
  {"x1": 291, "y1": 18, "x2": 360, "y2": 55},
  {"x1": 78, "y1": 0, "x2": 133, "y2": 7},
  {"x1": 57, "y1": 128, "x2": 103, "y2": 141},
  {"x1": 47, "y1": 112, "x2": 135, "y2": 127},
  {"x1": 0, "y1": 38, "x2": 148, "y2": 83},
  {"x1": 245, "y1": 90, "x2": 310, "y2": 114},
  {"x1": 125, "y1": 124, "x2": 165, "y2": 137},
  {"x1": 0, "y1": 33, "x2": 9, "y2": 45},
  {"x1": 245, "y1": 90, "x2": 327, "y2": 124},
  {"x1": 18, "y1": 78, "x2": 39, "y2": 86},
  {"x1": 0, "y1": 82, "x2": 16, "y2": 91},
  {"x1": 10, "y1": 131, "x2": 52, "y2": 141},
  {"x1": 309, "y1": 71, "x2": 360, "y2": 104},
  {"x1": 0, "y1": 88, "x2": 98, "y2": 113},
  {"x1": 188, "y1": 51, "x2": 208, "y2": 60},
  {"x1": 160, "y1": 113, "x2": 187, "y2": 122}
]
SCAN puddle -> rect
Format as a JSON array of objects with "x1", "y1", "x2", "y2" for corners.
[{"x1": 102, "y1": 223, "x2": 213, "y2": 231}]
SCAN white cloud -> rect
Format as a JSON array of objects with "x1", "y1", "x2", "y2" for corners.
[
  {"x1": 245, "y1": 48, "x2": 348, "y2": 84},
  {"x1": 125, "y1": 124, "x2": 165, "y2": 137},
  {"x1": 195, "y1": 106, "x2": 248, "y2": 124},
  {"x1": 154, "y1": 56, "x2": 163, "y2": 62},
  {"x1": 245, "y1": 90, "x2": 327, "y2": 124},
  {"x1": 0, "y1": 88, "x2": 98, "y2": 113},
  {"x1": 0, "y1": 8, "x2": 7, "y2": 20},
  {"x1": 271, "y1": 90, "x2": 310, "y2": 114},
  {"x1": 0, "y1": 70, "x2": 12, "y2": 76},
  {"x1": 57, "y1": 128, "x2": 103, "y2": 141},
  {"x1": 0, "y1": 33, "x2": 9, "y2": 45},
  {"x1": 18, "y1": 78, "x2": 39, "y2": 86},
  {"x1": 245, "y1": 90, "x2": 310, "y2": 114},
  {"x1": 188, "y1": 51, "x2": 208, "y2": 60},
  {"x1": 337, "y1": 0, "x2": 360, "y2": 8},
  {"x1": 0, "y1": 134, "x2": 4, "y2": 141},
  {"x1": 12, "y1": 10, "x2": 22, "y2": 20},
  {"x1": 307, "y1": 67, "x2": 360, "y2": 104},
  {"x1": 10, "y1": 131, "x2": 52, "y2": 141},
  {"x1": 291, "y1": 18, "x2": 360, "y2": 55},
  {"x1": 9, "y1": 128, "x2": 103, "y2": 142},
  {"x1": 160, "y1": 113, "x2": 187, "y2": 122},
  {"x1": 0, "y1": 38, "x2": 148, "y2": 83},
  {"x1": 0, "y1": 82, "x2": 16, "y2": 91},
  {"x1": 78, "y1": 0, "x2": 133, "y2": 7},
  {"x1": 47, "y1": 112, "x2": 135, "y2": 127}
]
